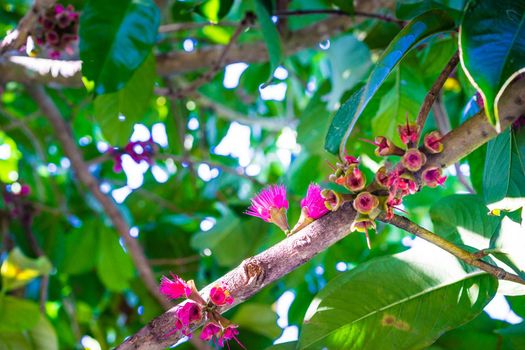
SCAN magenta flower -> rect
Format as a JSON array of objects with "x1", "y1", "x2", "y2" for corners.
[
  {"x1": 291, "y1": 184, "x2": 330, "y2": 234},
  {"x1": 159, "y1": 273, "x2": 192, "y2": 300},
  {"x1": 353, "y1": 192, "x2": 379, "y2": 215},
  {"x1": 175, "y1": 301, "x2": 202, "y2": 327},
  {"x1": 401, "y1": 149, "x2": 427, "y2": 172},
  {"x1": 219, "y1": 325, "x2": 243, "y2": 348},
  {"x1": 422, "y1": 167, "x2": 447, "y2": 188},
  {"x1": 423, "y1": 131, "x2": 444, "y2": 154},
  {"x1": 301, "y1": 184, "x2": 330, "y2": 220},
  {"x1": 246, "y1": 185, "x2": 289, "y2": 233},
  {"x1": 209, "y1": 284, "x2": 234, "y2": 306},
  {"x1": 200, "y1": 322, "x2": 221, "y2": 341}
]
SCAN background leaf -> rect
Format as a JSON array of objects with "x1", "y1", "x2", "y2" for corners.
[
  {"x1": 79, "y1": 0, "x2": 160, "y2": 94},
  {"x1": 459, "y1": 0, "x2": 525, "y2": 127}
]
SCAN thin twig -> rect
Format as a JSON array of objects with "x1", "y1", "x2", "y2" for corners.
[
  {"x1": 159, "y1": 21, "x2": 238, "y2": 33},
  {"x1": 415, "y1": 50, "x2": 459, "y2": 140},
  {"x1": 26, "y1": 85, "x2": 172, "y2": 310},
  {"x1": 168, "y1": 13, "x2": 256, "y2": 100},
  {"x1": 380, "y1": 214, "x2": 525, "y2": 285},
  {"x1": 273, "y1": 9, "x2": 405, "y2": 25}
]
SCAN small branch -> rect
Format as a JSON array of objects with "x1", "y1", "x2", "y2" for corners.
[
  {"x1": 26, "y1": 85, "x2": 172, "y2": 310},
  {"x1": 167, "y1": 13, "x2": 255, "y2": 100},
  {"x1": 273, "y1": 9, "x2": 405, "y2": 25},
  {"x1": 380, "y1": 214, "x2": 525, "y2": 285},
  {"x1": 415, "y1": 50, "x2": 459, "y2": 138}
]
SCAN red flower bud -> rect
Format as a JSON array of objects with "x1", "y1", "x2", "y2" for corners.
[
  {"x1": 321, "y1": 189, "x2": 343, "y2": 211},
  {"x1": 398, "y1": 121, "x2": 420, "y2": 145},
  {"x1": 342, "y1": 166, "x2": 366, "y2": 192}
]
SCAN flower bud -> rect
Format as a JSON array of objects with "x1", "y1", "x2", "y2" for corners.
[
  {"x1": 422, "y1": 167, "x2": 447, "y2": 188},
  {"x1": 423, "y1": 131, "x2": 443, "y2": 154},
  {"x1": 350, "y1": 216, "x2": 376, "y2": 249},
  {"x1": 398, "y1": 121, "x2": 420, "y2": 145},
  {"x1": 401, "y1": 149, "x2": 427, "y2": 172},
  {"x1": 343, "y1": 166, "x2": 366, "y2": 192},
  {"x1": 375, "y1": 166, "x2": 390, "y2": 188},
  {"x1": 353, "y1": 192, "x2": 379, "y2": 215},
  {"x1": 321, "y1": 189, "x2": 343, "y2": 211}
]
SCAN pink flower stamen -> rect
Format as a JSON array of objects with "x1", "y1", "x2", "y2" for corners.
[
  {"x1": 159, "y1": 273, "x2": 192, "y2": 300},
  {"x1": 245, "y1": 185, "x2": 289, "y2": 233}
]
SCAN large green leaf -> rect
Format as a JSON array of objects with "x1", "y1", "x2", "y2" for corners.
[
  {"x1": 459, "y1": 0, "x2": 525, "y2": 128},
  {"x1": 483, "y1": 128, "x2": 525, "y2": 211},
  {"x1": 299, "y1": 244, "x2": 497, "y2": 349},
  {"x1": 93, "y1": 54, "x2": 156, "y2": 145},
  {"x1": 232, "y1": 303, "x2": 280, "y2": 339},
  {"x1": 0, "y1": 131, "x2": 21, "y2": 183},
  {"x1": 325, "y1": 35, "x2": 371, "y2": 109},
  {"x1": 0, "y1": 296, "x2": 40, "y2": 332},
  {"x1": 0, "y1": 315, "x2": 58, "y2": 350},
  {"x1": 251, "y1": 0, "x2": 283, "y2": 84},
  {"x1": 79, "y1": 0, "x2": 160, "y2": 94},
  {"x1": 96, "y1": 226, "x2": 135, "y2": 292},
  {"x1": 430, "y1": 194, "x2": 500, "y2": 248},
  {"x1": 324, "y1": 10, "x2": 455, "y2": 155}
]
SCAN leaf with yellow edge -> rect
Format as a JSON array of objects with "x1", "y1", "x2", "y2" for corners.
[{"x1": 1, "y1": 248, "x2": 52, "y2": 292}]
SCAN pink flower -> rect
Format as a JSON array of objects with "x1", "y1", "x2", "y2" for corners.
[
  {"x1": 422, "y1": 167, "x2": 447, "y2": 188},
  {"x1": 219, "y1": 325, "x2": 243, "y2": 348},
  {"x1": 246, "y1": 185, "x2": 289, "y2": 233},
  {"x1": 398, "y1": 121, "x2": 420, "y2": 145},
  {"x1": 175, "y1": 301, "x2": 202, "y2": 327},
  {"x1": 423, "y1": 131, "x2": 443, "y2": 154},
  {"x1": 209, "y1": 285, "x2": 234, "y2": 306},
  {"x1": 401, "y1": 149, "x2": 427, "y2": 172},
  {"x1": 200, "y1": 322, "x2": 221, "y2": 341},
  {"x1": 159, "y1": 273, "x2": 192, "y2": 299},
  {"x1": 353, "y1": 192, "x2": 379, "y2": 215},
  {"x1": 300, "y1": 184, "x2": 329, "y2": 220}
]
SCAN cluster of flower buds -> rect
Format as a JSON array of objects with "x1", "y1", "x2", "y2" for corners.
[
  {"x1": 34, "y1": 4, "x2": 79, "y2": 59},
  {"x1": 159, "y1": 273, "x2": 243, "y2": 348},
  {"x1": 2, "y1": 183, "x2": 31, "y2": 218},
  {"x1": 244, "y1": 118, "x2": 448, "y2": 249},
  {"x1": 107, "y1": 138, "x2": 159, "y2": 172},
  {"x1": 245, "y1": 183, "x2": 330, "y2": 235}
]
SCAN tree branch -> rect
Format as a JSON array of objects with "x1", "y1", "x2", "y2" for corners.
[
  {"x1": 116, "y1": 78, "x2": 525, "y2": 350},
  {"x1": 415, "y1": 50, "x2": 459, "y2": 138},
  {"x1": 0, "y1": 0, "x2": 393, "y2": 87},
  {"x1": 25, "y1": 85, "x2": 172, "y2": 310},
  {"x1": 274, "y1": 9, "x2": 405, "y2": 25},
  {"x1": 379, "y1": 213, "x2": 525, "y2": 285}
]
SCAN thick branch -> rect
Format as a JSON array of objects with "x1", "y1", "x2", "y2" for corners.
[
  {"x1": 117, "y1": 78, "x2": 525, "y2": 350},
  {"x1": 0, "y1": 0, "x2": 392, "y2": 87},
  {"x1": 26, "y1": 85, "x2": 171, "y2": 310},
  {"x1": 380, "y1": 214, "x2": 525, "y2": 285}
]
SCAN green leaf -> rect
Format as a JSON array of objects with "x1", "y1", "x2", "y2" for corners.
[
  {"x1": 329, "y1": 0, "x2": 353, "y2": 14},
  {"x1": 96, "y1": 226, "x2": 135, "y2": 292},
  {"x1": 93, "y1": 54, "x2": 156, "y2": 145},
  {"x1": 497, "y1": 323, "x2": 525, "y2": 349},
  {"x1": 1, "y1": 247, "x2": 52, "y2": 292},
  {"x1": 232, "y1": 303, "x2": 280, "y2": 339},
  {"x1": 26, "y1": 316, "x2": 59, "y2": 350},
  {"x1": 59, "y1": 222, "x2": 98, "y2": 275},
  {"x1": 0, "y1": 131, "x2": 21, "y2": 183},
  {"x1": 324, "y1": 10, "x2": 455, "y2": 155},
  {"x1": 430, "y1": 194, "x2": 500, "y2": 248},
  {"x1": 190, "y1": 206, "x2": 248, "y2": 267},
  {"x1": 0, "y1": 296, "x2": 40, "y2": 332},
  {"x1": 325, "y1": 35, "x2": 372, "y2": 110},
  {"x1": 80, "y1": 0, "x2": 160, "y2": 94},
  {"x1": 396, "y1": 0, "x2": 465, "y2": 20},
  {"x1": 459, "y1": 0, "x2": 525, "y2": 128},
  {"x1": 196, "y1": 0, "x2": 234, "y2": 23},
  {"x1": 483, "y1": 128, "x2": 525, "y2": 212},
  {"x1": 299, "y1": 244, "x2": 498, "y2": 349},
  {"x1": 252, "y1": 0, "x2": 283, "y2": 84}
]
